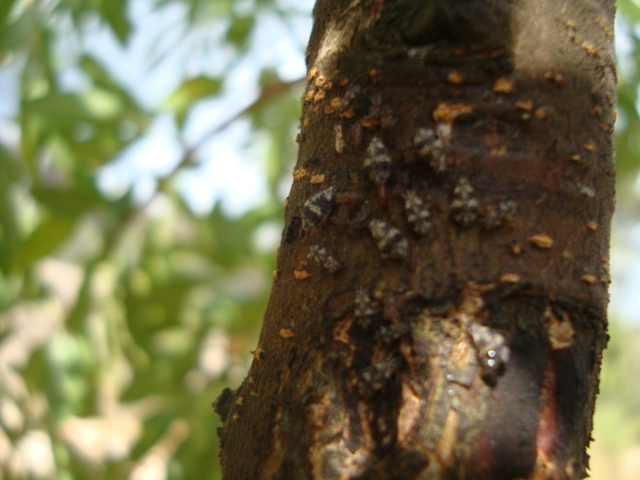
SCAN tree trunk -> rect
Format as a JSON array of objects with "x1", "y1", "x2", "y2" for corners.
[{"x1": 216, "y1": 1, "x2": 616, "y2": 479}]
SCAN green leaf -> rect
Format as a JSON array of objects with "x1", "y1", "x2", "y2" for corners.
[
  {"x1": 0, "y1": 0, "x2": 18, "y2": 26},
  {"x1": 99, "y1": 0, "x2": 132, "y2": 44},
  {"x1": 79, "y1": 55, "x2": 139, "y2": 103},
  {"x1": 226, "y1": 15, "x2": 255, "y2": 48},
  {"x1": 15, "y1": 214, "x2": 76, "y2": 269},
  {"x1": 187, "y1": 0, "x2": 231, "y2": 22},
  {"x1": 25, "y1": 89, "x2": 125, "y2": 126},
  {"x1": 22, "y1": 86, "x2": 150, "y2": 169},
  {"x1": 619, "y1": 0, "x2": 640, "y2": 22},
  {"x1": 164, "y1": 76, "x2": 222, "y2": 127},
  {"x1": 31, "y1": 181, "x2": 106, "y2": 217},
  {"x1": 616, "y1": 81, "x2": 640, "y2": 175},
  {"x1": 0, "y1": 144, "x2": 25, "y2": 272},
  {"x1": 0, "y1": 7, "x2": 35, "y2": 53}
]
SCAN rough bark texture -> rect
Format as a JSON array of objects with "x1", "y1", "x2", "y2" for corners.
[{"x1": 216, "y1": 1, "x2": 616, "y2": 479}]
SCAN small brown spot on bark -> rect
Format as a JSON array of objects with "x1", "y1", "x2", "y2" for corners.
[
  {"x1": 564, "y1": 18, "x2": 578, "y2": 29},
  {"x1": 336, "y1": 192, "x2": 362, "y2": 204},
  {"x1": 339, "y1": 108, "x2": 355, "y2": 118},
  {"x1": 335, "y1": 125, "x2": 345, "y2": 154},
  {"x1": 447, "y1": 71, "x2": 465, "y2": 84},
  {"x1": 546, "y1": 309, "x2": 575, "y2": 350},
  {"x1": 581, "y1": 41, "x2": 597, "y2": 55},
  {"x1": 564, "y1": 458, "x2": 577, "y2": 479},
  {"x1": 294, "y1": 270, "x2": 310, "y2": 279},
  {"x1": 544, "y1": 71, "x2": 565, "y2": 85},
  {"x1": 408, "y1": 242, "x2": 419, "y2": 271},
  {"x1": 294, "y1": 168, "x2": 308, "y2": 180},
  {"x1": 377, "y1": 185, "x2": 389, "y2": 210},
  {"x1": 515, "y1": 99, "x2": 534, "y2": 111},
  {"x1": 279, "y1": 328, "x2": 296, "y2": 339},
  {"x1": 499, "y1": 273, "x2": 522, "y2": 283},
  {"x1": 310, "y1": 174, "x2": 326, "y2": 184},
  {"x1": 250, "y1": 348, "x2": 265, "y2": 361},
  {"x1": 590, "y1": 105, "x2": 603, "y2": 116},
  {"x1": 581, "y1": 274, "x2": 596, "y2": 284},
  {"x1": 360, "y1": 117, "x2": 379, "y2": 128},
  {"x1": 333, "y1": 317, "x2": 352, "y2": 344},
  {"x1": 600, "y1": 122, "x2": 613, "y2": 132},
  {"x1": 491, "y1": 145, "x2": 507, "y2": 156},
  {"x1": 493, "y1": 77, "x2": 514, "y2": 93},
  {"x1": 432, "y1": 103, "x2": 473, "y2": 123},
  {"x1": 529, "y1": 234, "x2": 554, "y2": 248},
  {"x1": 534, "y1": 108, "x2": 547, "y2": 119}
]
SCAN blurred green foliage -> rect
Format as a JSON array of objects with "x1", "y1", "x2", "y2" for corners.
[
  {"x1": 595, "y1": 320, "x2": 640, "y2": 450},
  {"x1": 0, "y1": 0, "x2": 305, "y2": 478},
  {"x1": 0, "y1": 1, "x2": 639, "y2": 479}
]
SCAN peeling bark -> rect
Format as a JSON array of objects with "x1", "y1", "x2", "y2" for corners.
[{"x1": 216, "y1": 1, "x2": 616, "y2": 479}]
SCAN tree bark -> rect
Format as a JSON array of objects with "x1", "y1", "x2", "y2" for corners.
[{"x1": 216, "y1": 1, "x2": 616, "y2": 479}]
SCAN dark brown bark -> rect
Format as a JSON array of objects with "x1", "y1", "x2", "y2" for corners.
[{"x1": 216, "y1": 1, "x2": 616, "y2": 479}]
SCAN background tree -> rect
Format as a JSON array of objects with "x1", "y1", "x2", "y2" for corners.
[{"x1": 0, "y1": 0, "x2": 639, "y2": 479}]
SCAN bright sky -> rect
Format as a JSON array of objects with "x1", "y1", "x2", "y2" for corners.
[{"x1": 75, "y1": 0, "x2": 313, "y2": 215}]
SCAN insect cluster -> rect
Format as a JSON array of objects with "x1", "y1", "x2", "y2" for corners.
[{"x1": 297, "y1": 79, "x2": 523, "y2": 276}]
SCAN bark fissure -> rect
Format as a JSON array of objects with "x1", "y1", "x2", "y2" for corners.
[{"x1": 217, "y1": 1, "x2": 616, "y2": 479}]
